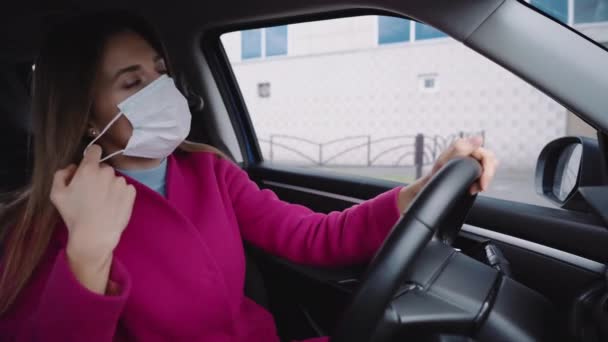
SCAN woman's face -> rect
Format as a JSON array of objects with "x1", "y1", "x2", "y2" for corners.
[{"x1": 89, "y1": 30, "x2": 167, "y2": 159}]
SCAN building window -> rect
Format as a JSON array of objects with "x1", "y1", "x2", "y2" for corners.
[
  {"x1": 531, "y1": 0, "x2": 568, "y2": 24},
  {"x1": 415, "y1": 22, "x2": 448, "y2": 40},
  {"x1": 378, "y1": 16, "x2": 410, "y2": 44},
  {"x1": 266, "y1": 25, "x2": 288, "y2": 57},
  {"x1": 418, "y1": 73, "x2": 439, "y2": 92},
  {"x1": 241, "y1": 29, "x2": 262, "y2": 59},
  {"x1": 574, "y1": 0, "x2": 608, "y2": 24},
  {"x1": 378, "y1": 16, "x2": 448, "y2": 44},
  {"x1": 241, "y1": 26, "x2": 288, "y2": 60}
]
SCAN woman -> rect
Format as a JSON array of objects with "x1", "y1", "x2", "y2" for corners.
[{"x1": 0, "y1": 11, "x2": 497, "y2": 342}]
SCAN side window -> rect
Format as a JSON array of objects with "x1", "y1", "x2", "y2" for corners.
[{"x1": 220, "y1": 15, "x2": 596, "y2": 207}]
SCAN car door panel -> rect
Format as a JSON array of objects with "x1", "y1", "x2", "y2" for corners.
[{"x1": 244, "y1": 162, "x2": 606, "y2": 340}]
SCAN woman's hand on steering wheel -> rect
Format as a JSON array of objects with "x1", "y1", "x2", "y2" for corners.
[{"x1": 397, "y1": 136, "x2": 498, "y2": 213}]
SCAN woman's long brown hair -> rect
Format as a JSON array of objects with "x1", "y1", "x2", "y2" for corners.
[{"x1": 0, "y1": 11, "x2": 224, "y2": 315}]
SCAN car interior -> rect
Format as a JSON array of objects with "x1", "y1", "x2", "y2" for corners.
[{"x1": 2, "y1": 0, "x2": 608, "y2": 341}]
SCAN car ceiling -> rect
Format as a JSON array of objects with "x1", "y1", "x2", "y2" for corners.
[
  {"x1": 2, "y1": 0, "x2": 608, "y2": 135},
  {"x1": 0, "y1": 0, "x2": 502, "y2": 62}
]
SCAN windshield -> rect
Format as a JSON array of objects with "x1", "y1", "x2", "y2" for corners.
[{"x1": 525, "y1": 0, "x2": 608, "y2": 48}]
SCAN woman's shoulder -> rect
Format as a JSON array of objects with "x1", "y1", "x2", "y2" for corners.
[{"x1": 174, "y1": 142, "x2": 238, "y2": 175}]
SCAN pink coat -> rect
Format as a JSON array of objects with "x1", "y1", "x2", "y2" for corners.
[{"x1": 1, "y1": 151, "x2": 402, "y2": 341}]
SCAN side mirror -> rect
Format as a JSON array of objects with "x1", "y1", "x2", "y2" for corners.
[
  {"x1": 552, "y1": 143, "x2": 582, "y2": 202},
  {"x1": 535, "y1": 136, "x2": 604, "y2": 210}
]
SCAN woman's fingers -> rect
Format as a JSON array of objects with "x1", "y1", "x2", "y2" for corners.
[
  {"x1": 433, "y1": 137, "x2": 483, "y2": 174},
  {"x1": 430, "y1": 136, "x2": 498, "y2": 195},
  {"x1": 471, "y1": 147, "x2": 498, "y2": 191},
  {"x1": 448, "y1": 137, "x2": 496, "y2": 193},
  {"x1": 469, "y1": 183, "x2": 482, "y2": 195},
  {"x1": 50, "y1": 164, "x2": 78, "y2": 198},
  {"x1": 467, "y1": 135, "x2": 483, "y2": 148}
]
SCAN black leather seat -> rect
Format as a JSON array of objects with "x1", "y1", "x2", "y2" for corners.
[{"x1": 0, "y1": 63, "x2": 32, "y2": 200}]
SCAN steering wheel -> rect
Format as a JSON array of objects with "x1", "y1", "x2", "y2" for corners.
[{"x1": 332, "y1": 157, "x2": 482, "y2": 342}]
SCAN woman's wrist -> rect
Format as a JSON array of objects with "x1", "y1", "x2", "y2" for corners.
[
  {"x1": 397, "y1": 174, "x2": 431, "y2": 213},
  {"x1": 66, "y1": 239, "x2": 113, "y2": 295}
]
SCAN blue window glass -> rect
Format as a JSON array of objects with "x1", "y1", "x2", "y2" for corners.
[
  {"x1": 531, "y1": 0, "x2": 568, "y2": 23},
  {"x1": 574, "y1": 0, "x2": 608, "y2": 24},
  {"x1": 378, "y1": 16, "x2": 410, "y2": 44},
  {"x1": 266, "y1": 25, "x2": 288, "y2": 57},
  {"x1": 241, "y1": 29, "x2": 262, "y2": 59},
  {"x1": 415, "y1": 22, "x2": 448, "y2": 40}
]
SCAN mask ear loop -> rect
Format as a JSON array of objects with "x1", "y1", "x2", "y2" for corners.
[
  {"x1": 99, "y1": 149, "x2": 126, "y2": 163},
  {"x1": 84, "y1": 112, "x2": 126, "y2": 162}
]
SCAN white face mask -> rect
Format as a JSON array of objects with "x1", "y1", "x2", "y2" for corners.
[{"x1": 85, "y1": 75, "x2": 192, "y2": 162}]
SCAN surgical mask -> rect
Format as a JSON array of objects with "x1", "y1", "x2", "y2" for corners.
[{"x1": 85, "y1": 75, "x2": 192, "y2": 162}]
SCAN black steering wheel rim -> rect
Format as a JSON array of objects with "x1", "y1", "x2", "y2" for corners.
[{"x1": 332, "y1": 157, "x2": 482, "y2": 342}]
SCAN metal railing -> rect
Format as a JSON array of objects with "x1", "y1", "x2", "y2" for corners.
[{"x1": 259, "y1": 131, "x2": 485, "y2": 179}]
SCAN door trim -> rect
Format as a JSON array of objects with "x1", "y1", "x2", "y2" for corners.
[
  {"x1": 462, "y1": 224, "x2": 605, "y2": 274},
  {"x1": 261, "y1": 179, "x2": 605, "y2": 274}
]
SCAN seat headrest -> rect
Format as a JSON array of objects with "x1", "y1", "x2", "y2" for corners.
[{"x1": 0, "y1": 64, "x2": 32, "y2": 134}]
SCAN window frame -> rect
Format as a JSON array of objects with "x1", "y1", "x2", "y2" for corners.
[
  {"x1": 202, "y1": 7, "x2": 604, "y2": 211},
  {"x1": 518, "y1": 0, "x2": 608, "y2": 53},
  {"x1": 203, "y1": 7, "x2": 601, "y2": 170}
]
